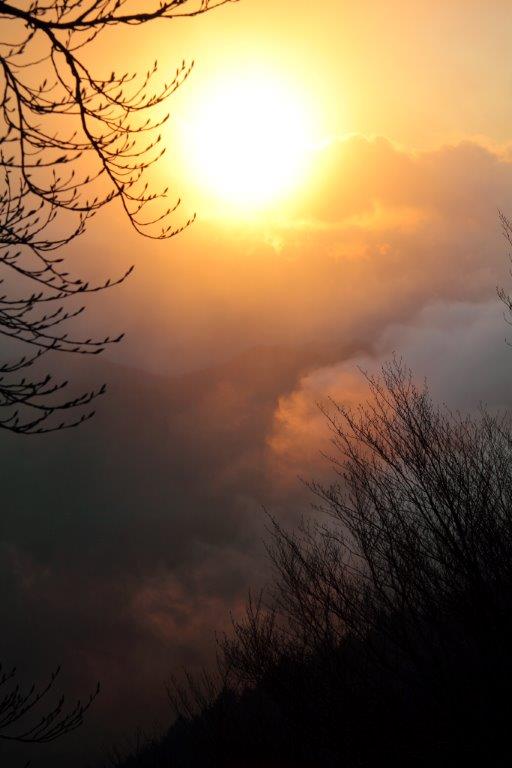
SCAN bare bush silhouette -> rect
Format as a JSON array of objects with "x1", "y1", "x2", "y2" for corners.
[
  {"x1": 221, "y1": 360, "x2": 512, "y2": 765},
  {"x1": 0, "y1": 0, "x2": 232, "y2": 433},
  {"x1": 114, "y1": 360, "x2": 512, "y2": 766}
]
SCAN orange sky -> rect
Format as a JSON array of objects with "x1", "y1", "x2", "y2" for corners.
[
  {"x1": 85, "y1": 1, "x2": 512, "y2": 207},
  {"x1": 83, "y1": 0, "x2": 512, "y2": 457},
  {"x1": 72, "y1": 0, "x2": 512, "y2": 460},
  {"x1": 159, "y1": 0, "x2": 512, "y2": 151}
]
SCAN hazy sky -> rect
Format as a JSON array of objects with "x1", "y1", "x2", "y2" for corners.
[{"x1": 3, "y1": 2, "x2": 512, "y2": 766}]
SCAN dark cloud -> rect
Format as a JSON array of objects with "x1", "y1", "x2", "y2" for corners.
[{"x1": 0, "y1": 347, "x2": 341, "y2": 766}]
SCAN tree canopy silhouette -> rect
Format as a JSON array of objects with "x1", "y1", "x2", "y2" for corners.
[{"x1": 0, "y1": 0, "x2": 232, "y2": 433}]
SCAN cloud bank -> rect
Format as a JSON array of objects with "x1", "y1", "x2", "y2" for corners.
[{"x1": 3, "y1": 135, "x2": 512, "y2": 766}]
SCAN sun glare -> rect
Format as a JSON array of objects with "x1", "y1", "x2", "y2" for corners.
[{"x1": 180, "y1": 71, "x2": 317, "y2": 213}]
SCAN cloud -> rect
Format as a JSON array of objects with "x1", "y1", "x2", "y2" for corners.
[
  {"x1": 301, "y1": 135, "x2": 512, "y2": 224},
  {"x1": 88, "y1": 135, "x2": 512, "y2": 379},
  {"x1": 267, "y1": 298, "x2": 512, "y2": 485},
  {"x1": 4, "y1": 135, "x2": 512, "y2": 766}
]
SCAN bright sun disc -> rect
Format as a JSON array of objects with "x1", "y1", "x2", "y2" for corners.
[{"x1": 181, "y1": 72, "x2": 315, "y2": 212}]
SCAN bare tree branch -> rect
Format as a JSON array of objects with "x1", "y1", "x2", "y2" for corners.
[{"x1": 0, "y1": 0, "x2": 235, "y2": 432}]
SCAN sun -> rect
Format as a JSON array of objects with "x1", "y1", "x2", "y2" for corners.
[{"x1": 179, "y1": 70, "x2": 317, "y2": 213}]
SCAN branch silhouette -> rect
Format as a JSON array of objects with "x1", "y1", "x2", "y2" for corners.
[
  {"x1": 0, "y1": 664, "x2": 99, "y2": 745},
  {"x1": 0, "y1": 2, "x2": 236, "y2": 763},
  {"x1": 0, "y1": 0, "x2": 233, "y2": 433}
]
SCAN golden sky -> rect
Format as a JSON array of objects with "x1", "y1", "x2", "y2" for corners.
[
  {"x1": 73, "y1": 0, "x2": 512, "y2": 378},
  {"x1": 163, "y1": 0, "x2": 512, "y2": 151},
  {"x1": 87, "y1": 1, "x2": 512, "y2": 222}
]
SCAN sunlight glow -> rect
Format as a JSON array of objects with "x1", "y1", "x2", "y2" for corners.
[{"x1": 180, "y1": 71, "x2": 317, "y2": 212}]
